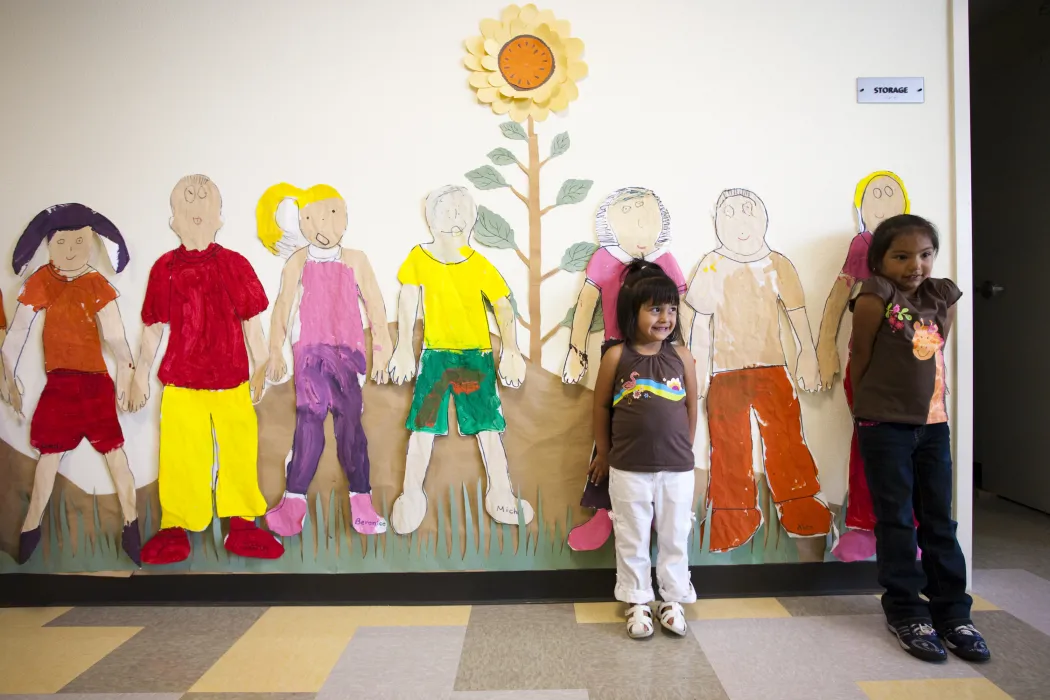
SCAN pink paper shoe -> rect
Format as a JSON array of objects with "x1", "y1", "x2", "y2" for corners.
[
  {"x1": 831, "y1": 529, "x2": 876, "y2": 562},
  {"x1": 265, "y1": 493, "x2": 308, "y2": 537},
  {"x1": 567, "y1": 508, "x2": 613, "y2": 551},
  {"x1": 350, "y1": 492, "x2": 388, "y2": 535}
]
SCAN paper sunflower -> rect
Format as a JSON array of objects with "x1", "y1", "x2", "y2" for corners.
[{"x1": 464, "y1": 4, "x2": 587, "y2": 123}]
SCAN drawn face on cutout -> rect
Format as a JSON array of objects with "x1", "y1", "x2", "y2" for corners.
[
  {"x1": 170, "y1": 177, "x2": 222, "y2": 240},
  {"x1": 47, "y1": 226, "x2": 93, "y2": 273},
  {"x1": 715, "y1": 194, "x2": 768, "y2": 256},
  {"x1": 912, "y1": 321, "x2": 942, "y2": 361},
  {"x1": 608, "y1": 194, "x2": 662, "y2": 258},
  {"x1": 861, "y1": 175, "x2": 907, "y2": 231},
  {"x1": 428, "y1": 189, "x2": 475, "y2": 243},
  {"x1": 299, "y1": 198, "x2": 347, "y2": 249}
]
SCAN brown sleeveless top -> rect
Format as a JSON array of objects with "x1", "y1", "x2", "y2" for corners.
[{"x1": 609, "y1": 342, "x2": 695, "y2": 472}]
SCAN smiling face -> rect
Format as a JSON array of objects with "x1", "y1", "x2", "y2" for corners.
[
  {"x1": 861, "y1": 175, "x2": 907, "y2": 231},
  {"x1": 879, "y1": 229, "x2": 936, "y2": 294},
  {"x1": 170, "y1": 176, "x2": 222, "y2": 243},
  {"x1": 47, "y1": 226, "x2": 93, "y2": 273},
  {"x1": 715, "y1": 194, "x2": 768, "y2": 256},
  {"x1": 299, "y1": 198, "x2": 347, "y2": 248},
  {"x1": 636, "y1": 298, "x2": 678, "y2": 344},
  {"x1": 607, "y1": 194, "x2": 662, "y2": 258},
  {"x1": 428, "y1": 189, "x2": 475, "y2": 243}
]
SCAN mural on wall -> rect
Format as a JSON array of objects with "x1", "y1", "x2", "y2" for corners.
[
  {"x1": 0, "y1": 204, "x2": 141, "y2": 566},
  {"x1": 463, "y1": 3, "x2": 593, "y2": 365},
  {"x1": 815, "y1": 171, "x2": 914, "y2": 563},
  {"x1": 388, "y1": 185, "x2": 532, "y2": 534},
  {"x1": 256, "y1": 183, "x2": 391, "y2": 538},
  {"x1": 686, "y1": 189, "x2": 832, "y2": 559},
  {"x1": 560, "y1": 187, "x2": 690, "y2": 552},
  {"x1": 129, "y1": 175, "x2": 284, "y2": 565}
]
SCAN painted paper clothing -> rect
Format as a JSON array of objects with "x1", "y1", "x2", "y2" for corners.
[
  {"x1": 0, "y1": 288, "x2": 6, "y2": 328},
  {"x1": 396, "y1": 245, "x2": 509, "y2": 351},
  {"x1": 30, "y1": 371, "x2": 124, "y2": 455},
  {"x1": 585, "y1": 247, "x2": 687, "y2": 341},
  {"x1": 293, "y1": 256, "x2": 367, "y2": 357},
  {"x1": 19, "y1": 266, "x2": 117, "y2": 374},
  {"x1": 142, "y1": 244, "x2": 268, "y2": 390},
  {"x1": 841, "y1": 231, "x2": 874, "y2": 283},
  {"x1": 407, "y1": 349, "x2": 505, "y2": 436}
]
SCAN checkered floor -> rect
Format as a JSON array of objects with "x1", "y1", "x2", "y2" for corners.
[{"x1": 2, "y1": 494, "x2": 1047, "y2": 700}]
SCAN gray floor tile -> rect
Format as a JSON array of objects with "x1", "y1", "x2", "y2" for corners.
[
  {"x1": 972, "y1": 493, "x2": 1050, "y2": 580},
  {"x1": 971, "y1": 610, "x2": 1050, "y2": 700},
  {"x1": 183, "y1": 695, "x2": 316, "y2": 700},
  {"x1": 777, "y1": 595, "x2": 884, "y2": 617},
  {"x1": 318, "y1": 626, "x2": 465, "y2": 699},
  {"x1": 49, "y1": 607, "x2": 267, "y2": 635},
  {"x1": 451, "y1": 692, "x2": 589, "y2": 699},
  {"x1": 972, "y1": 569, "x2": 1050, "y2": 637},
  {"x1": 6, "y1": 696, "x2": 181, "y2": 700}
]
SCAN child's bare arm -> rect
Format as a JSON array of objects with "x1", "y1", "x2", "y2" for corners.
[
  {"x1": 589, "y1": 344, "x2": 622, "y2": 483},
  {"x1": 675, "y1": 344, "x2": 698, "y2": 446},
  {"x1": 849, "y1": 293, "x2": 884, "y2": 390}
]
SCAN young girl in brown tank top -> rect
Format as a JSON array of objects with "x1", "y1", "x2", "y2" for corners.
[
  {"x1": 590, "y1": 260, "x2": 698, "y2": 639},
  {"x1": 850, "y1": 214, "x2": 990, "y2": 664}
]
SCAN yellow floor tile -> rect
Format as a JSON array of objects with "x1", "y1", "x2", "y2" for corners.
[
  {"x1": 971, "y1": 593, "x2": 1000, "y2": 611},
  {"x1": 0, "y1": 626, "x2": 141, "y2": 693},
  {"x1": 858, "y1": 678, "x2": 1012, "y2": 699},
  {"x1": 0, "y1": 606, "x2": 71, "y2": 630},
  {"x1": 574, "y1": 602, "x2": 624, "y2": 623},
  {"x1": 190, "y1": 605, "x2": 472, "y2": 693},
  {"x1": 684, "y1": 598, "x2": 792, "y2": 620}
]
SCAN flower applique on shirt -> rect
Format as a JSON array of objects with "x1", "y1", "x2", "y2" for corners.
[{"x1": 885, "y1": 302, "x2": 912, "y2": 332}]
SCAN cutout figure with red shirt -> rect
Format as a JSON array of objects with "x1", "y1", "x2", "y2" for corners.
[{"x1": 129, "y1": 175, "x2": 283, "y2": 565}]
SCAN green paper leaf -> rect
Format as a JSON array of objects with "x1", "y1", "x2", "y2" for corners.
[
  {"x1": 500, "y1": 121, "x2": 528, "y2": 141},
  {"x1": 559, "y1": 241, "x2": 599, "y2": 272},
  {"x1": 559, "y1": 298, "x2": 604, "y2": 333},
  {"x1": 549, "y1": 132, "x2": 570, "y2": 158},
  {"x1": 465, "y1": 165, "x2": 510, "y2": 190},
  {"x1": 487, "y1": 147, "x2": 519, "y2": 166},
  {"x1": 473, "y1": 205, "x2": 517, "y2": 249},
  {"x1": 555, "y1": 179, "x2": 594, "y2": 206}
]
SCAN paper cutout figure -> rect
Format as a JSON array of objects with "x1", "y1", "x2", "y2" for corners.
[
  {"x1": 129, "y1": 175, "x2": 283, "y2": 565},
  {"x1": 559, "y1": 187, "x2": 689, "y2": 551},
  {"x1": 464, "y1": 4, "x2": 587, "y2": 123},
  {"x1": 0, "y1": 204, "x2": 141, "y2": 565},
  {"x1": 387, "y1": 185, "x2": 533, "y2": 534},
  {"x1": 462, "y1": 5, "x2": 591, "y2": 365},
  {"x1": 815, "y1": 171, "x2": 913, "y2": 563},
  {"x1": 256, "y1": 183, "x2": 392, "y2": 537},
  {"x1": 686, "y1": 188, "x2": 832, "y2": 553}
]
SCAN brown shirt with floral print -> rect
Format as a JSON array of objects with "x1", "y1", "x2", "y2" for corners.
[{"x1": 849, "y1": 276, "x2": 962, "y2": 425}]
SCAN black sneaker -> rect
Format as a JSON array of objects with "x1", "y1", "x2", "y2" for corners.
[
  {"x1": 940, "y1": 623, "x2": 991, "y2": 663},
  {"x1": 887, "y1": 621, "x2": 948, "y2": 662}
]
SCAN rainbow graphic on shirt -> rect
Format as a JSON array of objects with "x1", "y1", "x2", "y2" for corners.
[{"x1": 612, "y1": 376, "x2": 686, "y2": 406}]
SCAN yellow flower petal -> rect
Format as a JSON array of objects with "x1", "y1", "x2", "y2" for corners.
[
  {"x1": 554, "y1": 19, "x2": 571, "y2": 38},
  {"x1": 534, "y1": 24, "x2": 554, "y2": 44},
  {"x1": 530, "y1": 81, "x2": 554, "y2": 103},
  {"x1": 465, "y1": 36, "x2": 486, "y2": 57},
  {"x1": 548, "y1": 80, "x2": 578, "y2": 112},
  {"x1": 531, "y1": 104, "x2": 550, "y2": 122},
  {"x1": 464, "y1": 54, "x2": 484, "y2": 71},
  {"x1": 482, "y1": 55, "x2": 498, "y2": 71},
  {"x1": 509, "y1": 98, "x2": 532, "y2": 123},
  {"x1": 536, "y1": 9, "x2": 557, "y2": 27},
  {"x1": 480, "y1": 18, "x2": 501, "y2": 39},
  {"x1": 510, "y1": 20, "x2": 527, "y2": 37},
  {"x1": 484, "y1": 38, "x2": 501, "y2": 56},
  {"x1": 494, "y1": 24, "x2": 511, "y2": 44},
  {"x1": 469, "y1": 71, "x2": 492, "y2": 88},
  {"x1": 477, "y1": 86, "x2": 500, "y2": 104},
  {"x1": 519, "y1": 4, "x2": 539, "y2": 24},
  {"x1": 563, "y1": 37, "x2": 584, "y2": 59},
  {"x1": 501, "y1": 4, "x2": 521, "y2": 23},
  {"x1": 492, "y1": 96, "x2": 513, "y2": 115},
  {"x1": 568, "y1": 60, "x2": 588, "y2": 81},
  {"x1": 499, "y1": 83, "x2": 523, "y2": 98},
  {"x1": 488, "y1": 72, "x2": 507, "y2": 87}
]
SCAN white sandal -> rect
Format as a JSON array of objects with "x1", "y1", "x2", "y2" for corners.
[
  {"x1": 625, "y1": 604, "x2": 654, "y2": 639},
  {"x1": 658, "y1": 602, "x2": 688, "y2": 636}
]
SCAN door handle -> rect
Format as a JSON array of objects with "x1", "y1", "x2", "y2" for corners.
[{"x1": 979, "y1": 281, "x2": 1004, "y2": 299}]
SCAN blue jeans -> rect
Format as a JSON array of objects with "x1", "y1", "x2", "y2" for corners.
[{"x1": 857, "y1": 422, "x2": 972, "y2": 626}]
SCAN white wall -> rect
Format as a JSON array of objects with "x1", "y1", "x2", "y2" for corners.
[{"x1": 0, "y1": 0, "x2": 962, "y2": 536}]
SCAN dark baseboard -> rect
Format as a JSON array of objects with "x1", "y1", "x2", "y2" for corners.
[{"x1": 0, "y1": 562, "x2": 879, "y2": 606}]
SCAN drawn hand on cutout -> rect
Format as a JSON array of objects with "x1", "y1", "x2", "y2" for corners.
[
  {"x1": 389, "y1": 345, "x2": 417, "y2": 385},
  {"x1": 116, "y1": 363, "x2": 134, "y2": 413},
  {"x1": 1, "y1": 366, "x2": 23, "y2": 417},
  {"x1": 588, "y1": 452, "x2": 610, "y2": 485},
  {"x1": 562, "y1": 345, "x2": 587, "y2": 385},
  {"x1": 818, "y1": 348, "x2": 839, "y2": 393},
  {"x1": 250, "y1": 366, "x2": 267, "y2": 405},
  {"x1": 498, "y1": 349, "x2": 526, "y2": 388},
  {"x1": 371, "y1": 346, "x2": 393, "y2": 385},
  {"x1": 266, "y1": 351, "x2": 288, "y2": 384},
  {"x1": 129, "y1": 369, "x2": 150, "y2": 412},
  {"x1": 796, "y1": 350, "x2": 821, "y2": 393}
]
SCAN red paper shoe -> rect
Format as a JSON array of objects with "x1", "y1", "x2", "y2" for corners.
[
  {"x1": 141, "y1": 527, "x2": 191, "y2": 565},
  {"x1": 224, "y1": 517, "x2": 285, "y2": 559}
]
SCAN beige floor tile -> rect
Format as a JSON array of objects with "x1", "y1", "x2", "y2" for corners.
[
  {"x1": 970, "y1": 593, "x2": 1001, "y2": 611},
  {"x1": 0, "y1": 626, "x2": 141, "y2": 693},
  {"x1": 573, "y1": 602, "x2": 624, "y2": 624},
  {"x1": 684, "y1": 598, "x2": 791, "y2": 620},
  {"x1": 857, "y1": 678, "x2": 1013, "y2": 699},
  {"x1": 0, "y1": 606, "x2": 71, "y2": 629}
]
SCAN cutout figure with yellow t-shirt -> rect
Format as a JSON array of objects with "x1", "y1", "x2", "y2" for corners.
[{"x1": 387, "y1": 185, "x2": 533, "y2": 535}]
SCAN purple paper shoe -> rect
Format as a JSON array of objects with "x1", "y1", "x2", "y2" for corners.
[
  {"x1": 122, "y1": 519, "x2": 142, "y2": 566},
  {"x1": 17, "y1": 528, "x2": 41, "y2": 565}
]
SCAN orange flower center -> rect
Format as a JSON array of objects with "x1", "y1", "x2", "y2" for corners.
[{"x1": 498, "y1": 35, "x2": 554, "y2": 91}]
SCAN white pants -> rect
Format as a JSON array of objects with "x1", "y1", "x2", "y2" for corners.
[{"x1": 609, "y1": 467, "x2": 697, "y2": 605}]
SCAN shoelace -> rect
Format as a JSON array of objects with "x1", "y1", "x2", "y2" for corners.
[
  {"x1": 911, "y1": 622, "x2": 937, "y2": 637},
  {"x1": 952, "y1": 624, "x2": 978, "y2": 636}
]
